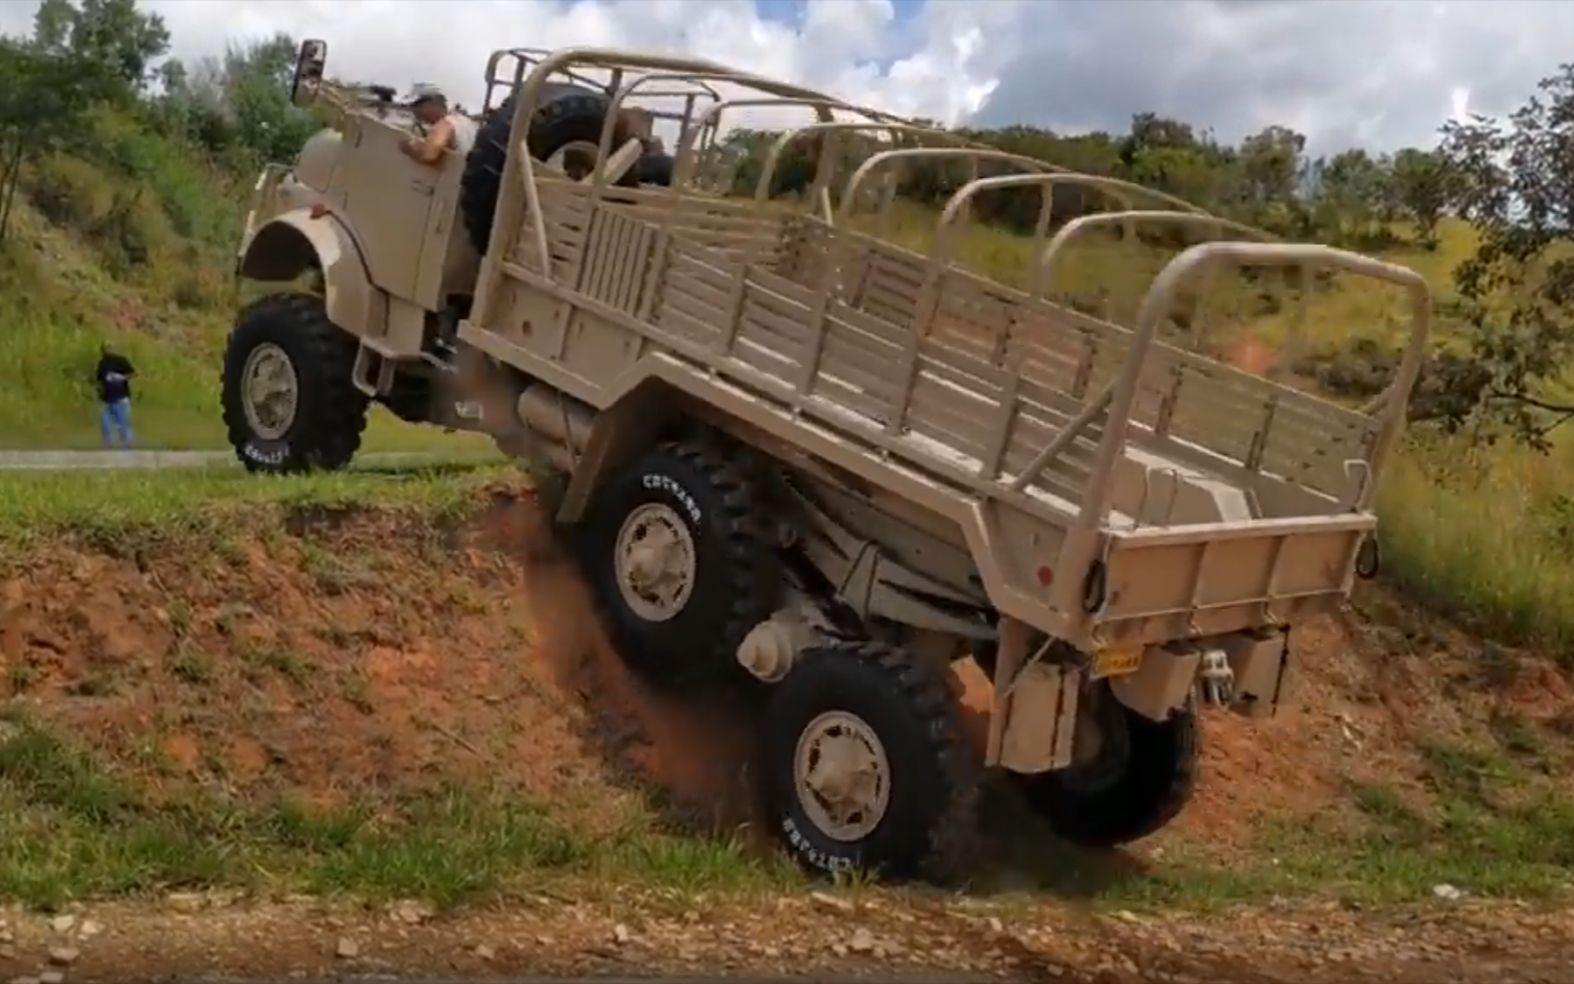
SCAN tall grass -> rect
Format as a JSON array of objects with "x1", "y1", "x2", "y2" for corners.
[{"x1": 1377, "y1": 432, "x2": 1574, "y2": 663}]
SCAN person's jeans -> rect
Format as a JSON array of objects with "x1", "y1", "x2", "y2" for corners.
[{"x1": 100, "y1": 398, "x2": 132, "y2": 448}]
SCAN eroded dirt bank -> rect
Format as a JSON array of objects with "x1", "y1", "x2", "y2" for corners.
[{"x1": 1, "y1": 483, "x2": 1573, "y2": 982}]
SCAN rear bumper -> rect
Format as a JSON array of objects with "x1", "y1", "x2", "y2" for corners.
[{"x1": 1090, "y1": 511, "x2": 1373, "y2": 647}]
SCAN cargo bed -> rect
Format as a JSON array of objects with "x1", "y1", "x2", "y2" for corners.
[{"x1": 460, "y1": 143, "x2": 1426, "y2": 651}]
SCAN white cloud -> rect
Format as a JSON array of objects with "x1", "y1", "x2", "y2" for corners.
[{"x1": 2, "y1": 0, "x2": 1572, "y2": 153}]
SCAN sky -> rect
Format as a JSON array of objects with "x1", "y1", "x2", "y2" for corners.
[{"x1": 2, "y1": 0, "x2": 1571, "y2": 155}]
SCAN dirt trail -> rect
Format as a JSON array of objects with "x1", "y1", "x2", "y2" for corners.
[{"x1": 1, "y1": 891, "x2": 1572, "y2": 984}]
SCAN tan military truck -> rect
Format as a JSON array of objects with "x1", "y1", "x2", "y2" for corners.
[{"x1": 225, "y1": 40, "x2": 1430, "y2": 880}]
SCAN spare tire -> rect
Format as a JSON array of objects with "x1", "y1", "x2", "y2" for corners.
[{"x1": 459, "y1": 85, "x2": 671, "y2": 255}]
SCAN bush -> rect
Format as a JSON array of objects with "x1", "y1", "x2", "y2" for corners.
[
  {"x1": 91, "y1": 187, "x2": 174, "y2": 276},
  {"x1": 77, "y1": 105, "x2": 238, "y2": 245},
  {"x1": 26, "y1": 153, "x2": 114, "y2": 232}
]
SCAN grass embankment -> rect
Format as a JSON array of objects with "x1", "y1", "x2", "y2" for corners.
[
  {"x1": 0, "y1": 465, "x2": 1569, "y2": 913},
  {"x1": 0, "y1": 145, "x2": 489, "y2": 456},
  {"x1": 0, "y1": 718, "x2": 792, "y2": 910},
  {"x1": 0, "y1": 464, "x2": 798, "y2": 910}
]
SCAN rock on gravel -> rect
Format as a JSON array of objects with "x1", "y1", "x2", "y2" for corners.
[
  {"x1": 334, "y1": 937, "x2": 359, "y2": 959},
  {"x1": 47, "y1": 946, "x2": 80, "y2": 966},
  {"x1": 811, "y1": 891, "x2": 856, "y2": 914},
  {"x1": 389, "y1": 900, "x2": 433, "y2": 925},
  {"x1": 49, "y1": 915, "x2": 76, "y2": 934},
  {"x1": 165, "y1": 893, "x2": 203, "y2": 915}
]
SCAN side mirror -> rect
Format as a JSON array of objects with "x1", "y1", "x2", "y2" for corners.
[{"x1": 290, "y1": 38, "x2": 327, "y2": 107}]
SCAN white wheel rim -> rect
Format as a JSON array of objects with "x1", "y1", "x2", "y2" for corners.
[
  {"x1": 793, "y1": 710, "x2": 891, "y2": 842},
  {"x1": 547, "y1": 140, "x2": 602, "y2": 179},
  {"x1": 241, "y1": 342, "x2": 300, "y2": 441},
  {"x1": 613, "y1": 502, "x2": 696, "y2": 622}
]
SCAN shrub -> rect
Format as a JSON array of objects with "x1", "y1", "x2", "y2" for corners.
[{"x1": 26, "y1": 153, "x2": 113, "y2": 232}]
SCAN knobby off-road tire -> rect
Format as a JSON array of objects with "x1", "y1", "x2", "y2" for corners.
[
  {"x1": 221, "y1": 293, "x2": 368, "y2": 474},
  {"x1": 459, "y1": 85, "x2": 670, "y2": 256},
  {"x1": 763, "y1": 642, "x2": 980, "y2": 882},
  {"x1": 1016, "y1": 686, "x2": 1199, "y2": 848},
  {"x1": 578, "y1": 439, "x2": 781, "y2": 689}
]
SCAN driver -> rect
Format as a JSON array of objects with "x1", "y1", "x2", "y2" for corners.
[{"x1": 398, "y1": 83, "x2": 478, "y2": 165}]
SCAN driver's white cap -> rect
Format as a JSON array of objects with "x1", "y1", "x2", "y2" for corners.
[{"x1": 405, "y1": 82, "x2": 447, "y2": 104}]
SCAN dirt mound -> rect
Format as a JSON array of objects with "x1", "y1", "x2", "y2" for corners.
[
  {"x1": 0, "y1": 487, "x2": 760, "y2": 842},
  {"x1": 2, "y1": 484, "x2": 1571, "y2": 873}
]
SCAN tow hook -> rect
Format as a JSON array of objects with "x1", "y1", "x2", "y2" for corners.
[{"x1": 1199, "y1": 648, "x2": 1235, "y2": 705}]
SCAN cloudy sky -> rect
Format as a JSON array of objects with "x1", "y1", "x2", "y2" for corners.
[{"x1": 2, "y1": 0, "x2": 1569, "y2": 154}]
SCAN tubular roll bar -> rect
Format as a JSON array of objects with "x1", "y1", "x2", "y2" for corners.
[
  {"x1": 1046, "y1": 241, "x2": 1431, "y2": 608},
  {"x1": 838, "y1": 147, "x2": 1067, "y2": 218},
  {"x1": 587, "y1": 70, "x2": 759, "y2": 191},
  {"x1": 472, "y1": 47, "x2": 855, "y2": 326},
  {"x1": 482, "y1": 47, "x2": 722, "y2": 116},
  {"x1": 1034, "y1": 210, "x2": 1284, "y2": 359},
  {"x1": 922, "y1": 173, "x2": 1216, "y2": 285},
  {"x1": 675, "y1": 97, "x2": 906, "y2": 190},
  {"x1": 756, "y1": 121, "x2": 1045, "y2": 217},
  {"x1": 836, "y1": 147, "x2": 1068, "y2": 238}
]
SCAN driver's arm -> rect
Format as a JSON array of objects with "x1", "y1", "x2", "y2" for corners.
[{"x1": 399, "y1": 117, "x2": 455, "y2": 166}]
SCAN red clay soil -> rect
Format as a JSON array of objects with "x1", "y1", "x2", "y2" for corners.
[{"x1": 1, "y1": 484, "x2": 1571, "y2": 864}]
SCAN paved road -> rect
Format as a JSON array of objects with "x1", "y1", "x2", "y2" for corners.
[{"x1": 0, "y1": 450, "x2": 489, "y2": 470}]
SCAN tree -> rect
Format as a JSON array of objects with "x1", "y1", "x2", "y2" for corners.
[
  {"x1": 1237, "y1": 124, "x2": 1306, "y2": 207},
  {"x1": 1232, "y1": 124, "x2": 1309, "y2": 235},
  {"x1": 30, "y1": 0, "x2": 168, "y2": 97},
  {"x1": 1435, "y1": 62, "x2": 1574, "y2": 447},
  {"x1": 1390, "y1": 147, "x2": 1456, "y2": 249},
  {"x1": 221, "y1": 34, "x2": 319, "y2": 163},
  {"x1": 1119, "y1": 112, "x2": 1199, "y2": 167},
  {"x1": 0, "y1": 37, "x2": 101, "y2": 241},
  {"x1": 1311, "y1": 148, "x2": 1392, "y2": 244}
]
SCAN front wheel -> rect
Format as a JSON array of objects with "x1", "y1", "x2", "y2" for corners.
[
  {"x1": 762, "y1": 642, "x2": 978, "y2": 881},
  {"x1": 220, "y1": 293, "x2": 368, "y2": 474},
  {"x1": 1012, "y1": 685, "x2": 1199, "y2": 847}
]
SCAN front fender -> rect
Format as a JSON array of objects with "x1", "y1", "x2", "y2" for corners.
[{"x1": 238, "y1": 209, "x2": 385, "y2": 339}]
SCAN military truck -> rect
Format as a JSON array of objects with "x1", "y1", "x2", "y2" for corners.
[{"x1": 223, "y1": 40, "x2": 1430, "y2": 879}]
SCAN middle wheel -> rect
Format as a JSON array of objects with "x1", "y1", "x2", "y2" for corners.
[{"x1": 579, "y1": 439, "x2": 781, "y2": 688}]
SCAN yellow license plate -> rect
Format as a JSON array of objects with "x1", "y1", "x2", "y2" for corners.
[{"x1": 1091, "y1": 644, "x2": 1144, "y2": 679}]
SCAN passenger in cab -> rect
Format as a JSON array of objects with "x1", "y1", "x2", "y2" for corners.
[{"x1": 398, "y1": 82, "x2": 478, "y2": 166}]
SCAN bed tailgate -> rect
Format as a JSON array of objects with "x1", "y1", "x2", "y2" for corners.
[{"x1": 1093, "y1": 512, "x2": 1375, "y2": 644}]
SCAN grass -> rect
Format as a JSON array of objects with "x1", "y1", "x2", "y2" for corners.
[
  {"x1": 0, "y1": 193, "x2": 493, "y2": 456},
  {"x1": 0, "y1": 461, "x2": 517, "y2": 553},
  {"x1": 993, "y1": 737, "x2": 1574, "y2": 914},
  {"x1": 1375, "y1": 431, "x2": 1574, "y2": 665},
  {"x1": 1244, "y1": 741, "x2": 1574, "y2": 905},
  {"x1": 0, "y1": 717, "x2": 797, "y2": 911}
]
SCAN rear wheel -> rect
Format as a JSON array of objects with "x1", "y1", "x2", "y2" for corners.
[
  {"x1": 220, "y1": 293, "x2": 367, "y2": 474},
  {"x1": 1013, "y1": 685, "x2": 1199, "y2": 847},
  {"x1": 762, "y1": 641, "x2": 978, "y2": 881},
  {"x1": 578, "y1": 439, "x2": 780, "y2": 689}
]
